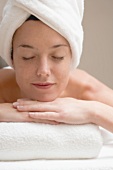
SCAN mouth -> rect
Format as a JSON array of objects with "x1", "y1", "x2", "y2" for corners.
[{"x1": 32, "y1": 82, "x2": 55, "y2": 89}]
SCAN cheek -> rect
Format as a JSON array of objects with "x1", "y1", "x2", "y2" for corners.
[
  {"x1": 55, "y1": 63, "x2": 71, "y2": 87},
  {"x1": 13, "y1": 56, "x2": 34, "y2": 79},
  {"x1": 14, "y1": 63, "x2": 33, "y2": 89}
]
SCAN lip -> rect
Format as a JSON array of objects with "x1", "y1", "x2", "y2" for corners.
[{"x1": 32, "y1": 82, "x2": 55, "y2": 89}]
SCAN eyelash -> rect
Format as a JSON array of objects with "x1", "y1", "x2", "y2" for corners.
[
  {"x1": 52, "y1": 56, "x2": 64, "y2": 60},
  {"x1": 22, "y1": 56, "x2": 64, "y2": 61},
  {"x1": 22, "y1": 56, "x2": 35, "y2": 60}
]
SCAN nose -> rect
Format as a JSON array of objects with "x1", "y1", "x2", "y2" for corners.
[{"x1": 36, "y1": 57, "x2": 50, "y2": 77}]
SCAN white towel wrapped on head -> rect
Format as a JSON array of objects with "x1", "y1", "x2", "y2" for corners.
[
  {"x1": 0, "y1": 0, "x2": 84, "y2": 68},
  {"x1": 0, "y1": 123, "x2": 103, "y2": 161}
]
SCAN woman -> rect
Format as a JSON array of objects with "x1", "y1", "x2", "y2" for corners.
[
  {"x1": 0, "y1": 1, "x2": 113, "y2": 133},
  {"x1": 0, "y1": 15, "x2": 113, "y2": 133}
]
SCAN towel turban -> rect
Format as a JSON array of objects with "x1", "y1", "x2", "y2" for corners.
[{"x1": 0, "y1": 0, "x2": 84, "y2": 68}]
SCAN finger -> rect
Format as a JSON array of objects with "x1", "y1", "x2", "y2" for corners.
[
  {"x1": 15, "y1": 103, "x2": 57, "y2": 112},
  {"x1": 34, "y1": 119, "x2": 59, "y2": 125},
  {"x1": 29, "y1": 112, "x2": 62, "y2": 122},
  {"x1": 15, "y1": 111, "x2": 59, "y2": 125},
  {"x1": 13, "y1": 100, "x2": 38, "y2": 108},
  {"x1": 17, "y1": 98, "x2": 31, "y2": 102},
  {"x1": 13, "y1": 100, "x2": 37, "y2": 106}
]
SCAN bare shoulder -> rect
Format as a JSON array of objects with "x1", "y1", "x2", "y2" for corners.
[
  {"x1": 70, "y1": 69, "x2": 100, "y2": 86},
  {"x1": 65, "y1": 69, "x2": 91, "y2": 99},
  {"x1": 0, "y1": 68, "x2": 20, "y2": 103},
  {"x1": 68, "y1": 68, "x2": 112, "y2": 100},
  {"x1": 70, "y1": 69, "x2": 91, "y2": 84},
  {"x1": 0, "y1": 67, "x2": 15, "y2": 80},
  {"x1": 0, "y1": 68, "x2": 16, "y2": 87}
]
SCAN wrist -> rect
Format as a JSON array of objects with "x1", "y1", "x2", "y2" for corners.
[
  {"x1": 89, "y1": 101, "x2": 107, "y2": 126},
  {"x1": 86, "y1": 101, "x2": 100, "y2": 125}
]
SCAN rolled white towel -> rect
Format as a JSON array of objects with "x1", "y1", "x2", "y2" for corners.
[
  {"x1": 0, "y1": 123, "x2": 103, "y2": 161},
  {"x1": 0, "y1": 0, "x2": 84, "y2": 68}
]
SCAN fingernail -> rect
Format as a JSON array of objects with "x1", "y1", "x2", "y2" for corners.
[
  {"x1": 17, "y1": 99, "x2": 21, "y2": 102},
  {"x1": 17, "y1": 105, "x2": 24, "y2": 110},
  {"x1": 13, "y1": 102, "x2": 19, "y2": 107}
]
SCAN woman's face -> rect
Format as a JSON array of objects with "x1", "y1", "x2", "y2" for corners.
[{"x1": 12, "y1": 20, "x2": 72, "y2": 101}]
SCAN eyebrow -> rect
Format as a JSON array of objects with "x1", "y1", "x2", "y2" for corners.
[
  {"x1": 50, "y1": 44, "x2": 68, "y2": 49},
  {"x1": 18, "y1": 44, "x2": 68, "y2": 50},
  {"x1": 18, "y1": 44, "x2": 38, "y2": 50}
]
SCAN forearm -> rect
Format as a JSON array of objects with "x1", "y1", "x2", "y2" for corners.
[
  {"x1": 12, "y1": 98, "x2": 113, "y2": 133},
  {"x1": 0, "y1": 102, "x2": 58, "y2": 124},
  {"x1": 0, "y1": 103, "x2": 12, "y2": 122},
  {"x1": 90, "y1": 101, "x2": 113, "y2": 133},
  {"x1": 0, "y1": 103, "x2": 32, "y2": 122}
]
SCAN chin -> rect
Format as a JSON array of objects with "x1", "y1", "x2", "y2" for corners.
[{"x1": 27, "y1": 93, "x2": 59, "y2": 102}]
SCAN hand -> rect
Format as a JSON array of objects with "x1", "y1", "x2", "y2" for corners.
[
  {"x1": 0, "y1": 103, "x2": 58, "y2": 124},
  {"x1": 12, "y1": 100, "x2": 59, "y2": 125},
  {"x1": 13, "y1": 98, "x2": 94, "y2": 125}
]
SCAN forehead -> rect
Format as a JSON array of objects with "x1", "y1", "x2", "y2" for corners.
[{"x1": 13, "y1": 20, "x2": 69, "y2": 47}]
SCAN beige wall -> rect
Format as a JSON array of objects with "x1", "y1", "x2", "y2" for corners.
[{"x1": 79, "y1": 0, "x2": 113, "y2": 89}]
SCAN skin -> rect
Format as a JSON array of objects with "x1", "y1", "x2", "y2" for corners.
[
  {"x1": 0, "y1": 20, "x2": 113, "y2": 132},
  {"x1": 12, "y1": 20, "x2": 72, "y2": 102}
]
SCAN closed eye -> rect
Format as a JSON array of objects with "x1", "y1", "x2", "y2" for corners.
[
  {"x1": 22, "y1": 56, "x2": 35, "y2": 60},
  {"x1": 52, "y1": 56, "x2": 64, "y2": 60}
]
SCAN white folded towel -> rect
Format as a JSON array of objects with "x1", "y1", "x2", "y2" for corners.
[
  {"x1": 0, "y1": 0, "x2": 84, "y2": 68},
  {"x1": 0, "y1": 123, "x2": 103, "y2": 161}
]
